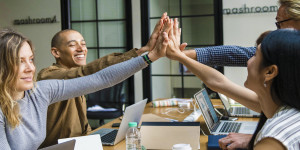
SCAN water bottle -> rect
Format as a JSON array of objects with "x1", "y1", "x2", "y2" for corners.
[{"x1": 126, "y1": 122, "x2": 141, "y2": 150}]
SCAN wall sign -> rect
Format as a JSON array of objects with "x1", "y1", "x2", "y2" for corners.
[
  {"x1": 223, "y1": 4, "x2": 278, "y2": 15},
  {"x1": 13, "y1": 15, "x2": 57, "y2": 25}
]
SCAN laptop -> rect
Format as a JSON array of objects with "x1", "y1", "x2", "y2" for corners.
[
  {"x1": 39, "y1": 140, "x2": 76, "y2": 150},
  {"x1": 58, "y1": 134, "x2": 102, "y2": 150},
  {"x1": 91, "y1": 99, "x2": 147, "y2": 145},
  {"x1": 194, "y1": 89, "x2": 257, "y2": 135},
  {"x1": 218, "y1": 93, "x2": 260, "y2": 118}
]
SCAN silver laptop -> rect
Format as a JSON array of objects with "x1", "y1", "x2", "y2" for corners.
[
  {"x1": 39, "y1": 140, "x2": 76, "y2": 150},
  {"x1": 194, "y1": 89, "x2": 257, "y2": 135},
  {"x1": 91, "y1": 99, "x2": 147, "y2": 145},
  {"x1": 218, "y1": 93, "x2": 260, "y2": 118}
]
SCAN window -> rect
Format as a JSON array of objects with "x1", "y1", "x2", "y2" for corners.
[
  {"x1": 62, "y1": 0, "x2": 134, "y2": 105},
  {"x1": 141, "y1": 0, "x2": 223, "y2": 100}
]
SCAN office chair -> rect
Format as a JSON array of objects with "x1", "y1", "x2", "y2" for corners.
[{"x1": 86, "y1": 82, "x2": 124, "y2": 126}]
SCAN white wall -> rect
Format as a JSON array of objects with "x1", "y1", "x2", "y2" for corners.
[
  {"x1": 223, "y1": 0, "x2": 278, "y2": 87},
  {"x1": 0, "y1": 0, "x2": 61, "y2": 73}
]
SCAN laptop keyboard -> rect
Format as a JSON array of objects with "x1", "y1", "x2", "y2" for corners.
[
  {"x1": 100, "y1": 129, "x2": 118, "y2": 143},
  {"x1": 234, "y1": 107, "x2": 250, "y2": 114},
  {"x1": 219, "y1": 122, "x2": 242, "y2": 133},
  {"x1": 92, "y1": 128, "x2": 118, "y2": 144}
]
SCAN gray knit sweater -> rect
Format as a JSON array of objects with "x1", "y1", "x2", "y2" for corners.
[{"x1": 0, "y1": 57, "x2": 147, "y2": 150}]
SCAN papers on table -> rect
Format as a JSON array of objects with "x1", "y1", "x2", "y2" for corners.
[{"x1": 168, "y1": 98, "x2": 193, "y2": 102}]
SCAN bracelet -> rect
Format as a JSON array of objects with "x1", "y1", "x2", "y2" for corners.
[{"x1": 142, "y1": 54, "x2": 152, "y2": 65}]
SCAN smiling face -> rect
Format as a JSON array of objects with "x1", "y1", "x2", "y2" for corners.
[
  {"x1": 15, "y1": 42, "x2": 35, "y2": 93},
  {"x1": 53, "y1": 30, "x2": 87, "y2": 68}
]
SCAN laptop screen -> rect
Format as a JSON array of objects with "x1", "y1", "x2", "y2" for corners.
[
  {"x1": 218, "y1": 93, "x2": 231, "y2": 111},
  {"x1": 194, "y1": 89, "x2": 219, "y2": 130}
]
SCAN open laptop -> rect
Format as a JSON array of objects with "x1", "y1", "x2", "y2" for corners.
[
  {"x1": 218, "y1": 93, "x2": 260, "y2": 118},
  {"x1": 39, "y1": 140, "x2": 76, "y2": 150},
  {"x1": 91, "y1": 99, "x2": 147, "y2": 145},
  {"x1": 194, "y1": 89, "x2": 257, "y2": 135},
  {"x1": 58, "y1": 134, "x2": 102, "y2": 150}
]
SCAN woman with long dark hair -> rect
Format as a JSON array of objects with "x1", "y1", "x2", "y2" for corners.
[{"x1": 164, "y1": 25, "x2": 300, "y2": 149}]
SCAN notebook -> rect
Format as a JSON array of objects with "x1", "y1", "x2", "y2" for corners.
[
  {"x1": 140, "y1": 122, "x2": 200, "y2": 150},
  {"x1": 194, "y1": 89, "x2": 257, "y2": 135},
  {"x1": 218, "y1": 93, "x2": 260, "y2": 118},
  {"x1": 91, "y1": 99, "x2": 147, "y2": 145},
  {"x1": 207, "y1": 135, "x2": 227, "y2": 150}
]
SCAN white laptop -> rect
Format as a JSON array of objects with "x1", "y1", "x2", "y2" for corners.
[
  {"x1": 218, "y1": 93, "x2": 260, "y2": 118},
  {"x1": 39, "y1": 140, "x2": 76, "y2": 150},
  {"x1": 91, "y1": 99, "x2": 147, "y2": 145},
  {"x1": 194, "y1": 89, "x2": 257, "y2": 135},
  {"x1": 58, "y1": 134, "x2": 102, "y2": 150}
]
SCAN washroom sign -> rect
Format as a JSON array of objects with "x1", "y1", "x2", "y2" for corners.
[{"x1": 13, "y1": 15, "x2": 57, "y2": 25}]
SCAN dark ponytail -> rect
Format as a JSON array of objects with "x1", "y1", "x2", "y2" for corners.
[{"x1": 248, "y1": 113, "x2": 267, "y2": 149}]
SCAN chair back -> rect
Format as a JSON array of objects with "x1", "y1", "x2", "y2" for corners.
[{"x1": 87, "y1": 82, "x2": 124, "y2": 109}]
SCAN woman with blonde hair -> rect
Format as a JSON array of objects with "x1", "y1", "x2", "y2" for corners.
[{"x1": 0, "y1": 27, "x2": 168, "y2": 149}]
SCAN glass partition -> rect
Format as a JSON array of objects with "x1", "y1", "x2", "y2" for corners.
[
  {"x1": 72, "y1": 22, "x2": 97, "y2": 47},
  {"x1": 98, "y1": 21, "x2": 126, "y2": 47},
  {"x1": 147, "y1": 0, "x2": 222, "y2": 100},
  {"x1": 71, "y1": 0, "x2": 96, "y2": 20},
  {"x1": 70, "y1": 0, "x2": 133, "y2": 106}
]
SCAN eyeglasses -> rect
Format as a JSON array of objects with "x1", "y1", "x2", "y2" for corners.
[{"x1": 275, "y1": 18, "x2": 293, "y2": 29}]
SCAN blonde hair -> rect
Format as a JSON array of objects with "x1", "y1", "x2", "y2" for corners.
[
  {"x1": 0, "y1": 29, "x2": 34, "y2": 128},
  {"x1": 280, "y1": 0, "x2": 300, "y2": 20}
]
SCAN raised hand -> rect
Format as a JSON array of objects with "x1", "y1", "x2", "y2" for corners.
[
  {"x1": 173, "y1": 18, "x2": 188, "y2": 51},
  {"x1": 147, "y1": 17, "x2": 173, "y2": 61},
  {"x1": 173, "y1": 18, "x2": 183, "y2": 49},
  {"x1": 165, "y1": 18, "x2": 186, "y2": 60},
  {"x1": 138, "y1": 12, "x2": 168, "y2": 55}
]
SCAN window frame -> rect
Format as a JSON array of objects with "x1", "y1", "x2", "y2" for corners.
[
  {"x1": 60, "y1": 0, "x2": 135, "y2": 105},
  {"x1": 141, "y1": 0, "x2": 224, "y2": 101}
]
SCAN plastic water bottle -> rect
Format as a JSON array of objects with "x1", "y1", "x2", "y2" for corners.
[{"x1": 126, "y1": 122, "x2": 141, "y2": 150}]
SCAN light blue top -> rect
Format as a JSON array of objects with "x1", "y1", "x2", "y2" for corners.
[
  {"x1": 195, "y1": 46, "x2": 256, "y2": 66},
  {"x1": 0, "y1": 57, "x2": 147, "y2": 150}
]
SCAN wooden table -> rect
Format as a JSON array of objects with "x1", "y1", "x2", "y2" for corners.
[{"x1": 92, "y1": 99, "x2": 259, "y2": 150}]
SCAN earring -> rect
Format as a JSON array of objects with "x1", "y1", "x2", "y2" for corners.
[{"x1": 264, "y1": 82, "x2": 267, "y2": 88}]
